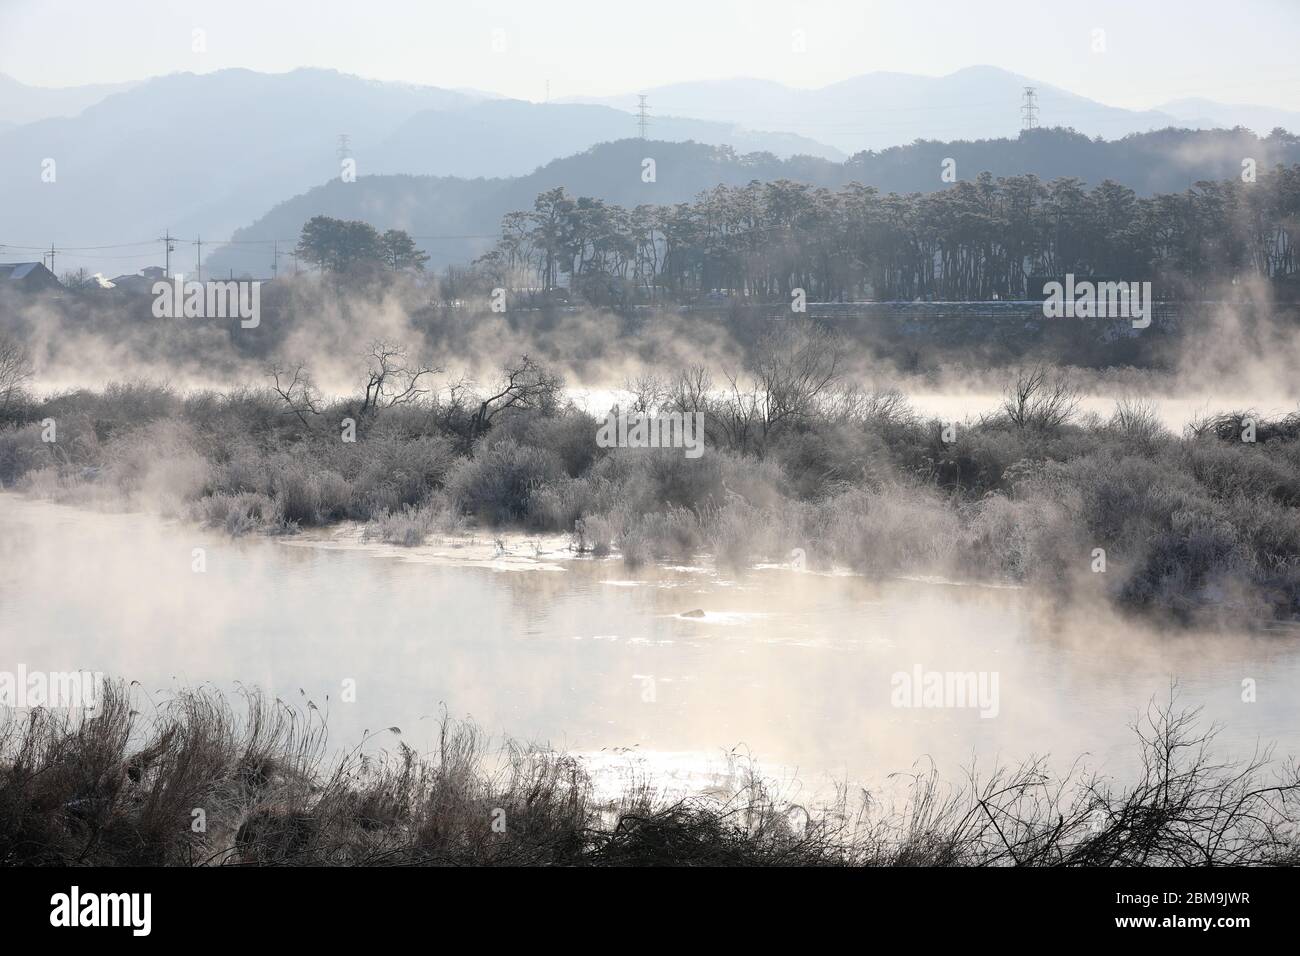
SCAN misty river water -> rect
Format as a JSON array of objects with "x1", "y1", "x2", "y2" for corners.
[{"x1": 3, "y1": 491, "x2": 1299, "y2": 798}]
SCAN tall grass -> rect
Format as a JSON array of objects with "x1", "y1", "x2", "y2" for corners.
[
  {"x1": 363, "y1": 499, "x2": 465, "y2": 547},
  {"x1": 1, "y1": 682, "x2": 1295, "y2": 866}
]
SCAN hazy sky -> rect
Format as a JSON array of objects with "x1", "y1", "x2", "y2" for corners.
[{"x1": 2, "y1": 0, "x2": 1298, "y2": 109}]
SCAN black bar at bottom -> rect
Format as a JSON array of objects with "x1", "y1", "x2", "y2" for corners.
[{"x1": 0, "y1": 866, "x2": 1287, "y2": 940}]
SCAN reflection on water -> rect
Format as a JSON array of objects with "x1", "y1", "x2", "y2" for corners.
[{"x1": 2, "y1": 493, "x2": 1298, "y2": 796}]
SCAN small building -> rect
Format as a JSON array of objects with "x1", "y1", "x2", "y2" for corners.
[
  {"x1": 107, "y1": 273, "x2": 153, "y2": 294},
  {"x1": 104, "y1": 266, "x2": 169, "y2": 294},
  {"x1": 0, "y1": 261, "x2": 63, "y2": 293}
]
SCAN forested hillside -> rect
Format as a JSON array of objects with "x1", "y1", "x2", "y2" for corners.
[{"x1": 208, "y1": 127, "x2": 1300, "y2": 278}]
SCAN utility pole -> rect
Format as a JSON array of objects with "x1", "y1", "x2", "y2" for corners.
[
  {"x1": 44, "y1": 242, "x2": 56, "y2": 275},
  {"x1": 291, "y1": 249, "x2": 299, "y2": 276},
  {"x1": 1021, "y1": 86, "x2": 1039, "y2": 131},
  {"x1": 637, "y1": 94, "x2": 650, "y2": 140},
  {"x1": 158, "y1": 229, "x2": 175, "y2": 279},
  {"x1": 271, "y1": 240, "x2": 281, "y2": 279},
  {"x1": 193, "y1": 236, "x2": 203, "y2": 283}
]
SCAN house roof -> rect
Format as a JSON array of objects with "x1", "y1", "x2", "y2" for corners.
[
  {"x1": 0, "y1": 262, "x2": 45, "y2": 279},
  {"x1": 0, "y1": 261, "x2": 63, "y2": 292}
]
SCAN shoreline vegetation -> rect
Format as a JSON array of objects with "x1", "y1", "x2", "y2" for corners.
[
  {"x1": 1, "y1": 680, "x2": 1297, "y2": 866},
  {"x1": 1, "y1": 319, "x2": 1298, "y2": 626}
]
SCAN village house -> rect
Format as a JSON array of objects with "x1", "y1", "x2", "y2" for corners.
[{"x1": 0, "y1": 261, "x2": 63, "y2": 294}]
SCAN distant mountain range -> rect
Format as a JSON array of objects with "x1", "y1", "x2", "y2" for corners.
[
  {"x1": 0, "y1": 68, "x2": 838, "y2": 275},
  {"x1": 565, "y1": 66, "x2": 1300, "y2": 154},
  {"x1": 1, "y1": 65, "x2": 1296, "y2": 277},
  {"x1": 0, "y1": 72, "x2": 139, "y2": 127},
  {"x1": 1155, "y1": 97, "x2": 1300, "y2": 137}
]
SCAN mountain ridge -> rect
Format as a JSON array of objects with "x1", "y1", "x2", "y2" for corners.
[
  {"x1": 202, "y1": 126, "x2": 1300, "y2": 279},
  {"x1": 0, "y1": 68, "x2": 842, "y2": 275},
  {"x1": 563, "y1": 65, "x2": 1299, "y2": 152}
]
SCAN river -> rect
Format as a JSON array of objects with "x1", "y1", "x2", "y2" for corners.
[{"x1": 2, "y1": 492, "x2": 1298, "y2": 799}]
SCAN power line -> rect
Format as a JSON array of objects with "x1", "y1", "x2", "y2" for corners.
[
  {"x1": 0, "y1": 250, "x2": 186, "y2": 262},
  {"x1": 0, "y1": 233, "x2": 502, "y2": 258},
  {"x1": 0, "y1": 230, "x2": 506, "y2": 274},
  {"x1": 0, "y1": 240, "x2": 160, "y2": 251}
]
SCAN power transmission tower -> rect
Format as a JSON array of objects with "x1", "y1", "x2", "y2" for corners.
[
  {"x1": 158, "y1": 229, "x2": 175, "y2": 279},
  {"x1": 1021, "y1": 86, "x2": 1039, "y2": 130},
  {"x1": 636, "y1": 94, "x2": 650, "y2": 140}
]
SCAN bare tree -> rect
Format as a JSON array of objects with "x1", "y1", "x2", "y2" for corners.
[
  {"x1": 666, "y1": 364, "x2": 713, "y2": 416},
  {"x1": 623, "y1": 373, "x2": 668, "y2": 414},
  {"x1": 717, "y1": 372, "x2": 761, "y2": 453},
  {"x1": 1002, "y1": 365, "x2": 1080, "y2": 432},
  {"x1": 0, "y1": 333, "x2": 33, "y2": 417},
  {"x1": 359, "y1": 341, "x2": 441, "y2": 415},
  {"x1": 1108, "y1": 396, "x2": 1166, "y2": 445},
  {"x1": 749, "y1": 320, "x2": 845, "y2": 443},
  {"x1": 823, "y1": 384, "x2": 914, "y2": 427},
  {"x1": 267, "y1": 362, "x2": 322, "y2": 427},
  {"x1": 470, "y1": 355, "x2": 563, "y2": 437}
]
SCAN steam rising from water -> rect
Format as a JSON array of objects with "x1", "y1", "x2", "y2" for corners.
[
  {"x1": 2, "y1": 494, "x2": 1297, "y2": 798},
  {"x1": 6, "y1": 276, "x2": 1298, "y2": 418}
]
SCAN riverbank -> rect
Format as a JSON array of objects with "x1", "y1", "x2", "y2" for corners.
[
  {"x1": 2, "y1": 362, "x2": 1298, "y2": 626},
  {"x1": 2, "y1": 678, "x2": 1297, "y2": 866}
]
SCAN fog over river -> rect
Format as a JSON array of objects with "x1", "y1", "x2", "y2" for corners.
[{"x1": 3, "y1": 492, "x2": 1297, "y2": 800}]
